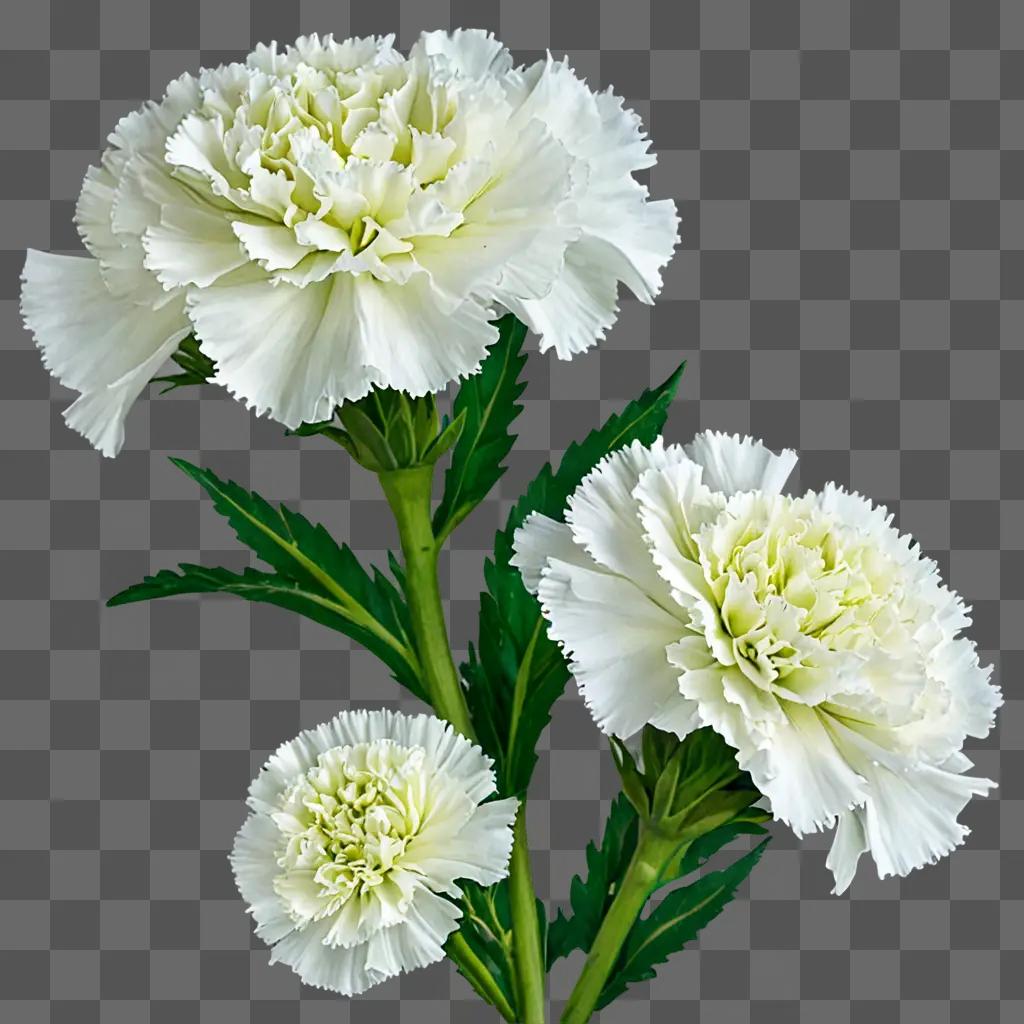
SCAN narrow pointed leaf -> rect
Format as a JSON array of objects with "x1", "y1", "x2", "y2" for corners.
[
  {"x1": 108, "y1": 459, "x2": 422, "y2": 697},
  {"x1": 546, "y1": 794, "x2": 640, "y2": 968},
  {"x1": 597, "y1": 839, "x2": 769, "y2": 1009},
  {"x1": 451, "y1": 879, "x2": 529, "y2": 1018},
  {"x1": 463, "y1": 360, "x2": 686, "y2": 795},
  {"x1": 433, "y1": 315, "x2": 529, "y2": 541}
]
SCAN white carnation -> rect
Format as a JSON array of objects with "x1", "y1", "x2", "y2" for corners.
[
  {"x1": 513, "y1": 431, "x2": 1001, "y2": 893},
  {"x1": 230, "y1": 708, "x2": 517, "y2": 994},
  {"x1": 21, "y1": 29, "x2": 678, "y2": 456}
]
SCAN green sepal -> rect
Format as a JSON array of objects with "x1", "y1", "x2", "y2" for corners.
[
  {"x1": 151, "y1": 334, "x2": 216, "y2": 393},
  {"x1": 612, "y1": 725, "x2": 765, "y2": 846},
  {"x1": 609, "y1": 736, "x2": 652, "y2": 820},
  {"x1": 293, "y1": 388, "x2": 467, "y2": 473}
]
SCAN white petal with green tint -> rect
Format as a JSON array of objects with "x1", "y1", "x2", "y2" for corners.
[
  {"x1": 231, "y1": 709, "x2": 516, "y2": 995},
  {"x1": 20, "y1": 250, "x2": 190, "y2": 457}
]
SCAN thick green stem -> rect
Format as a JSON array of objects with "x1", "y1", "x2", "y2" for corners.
[
  {"x1": 509, "y1": 806, "x2": 547, "y2": 1023},
  {"x1": 379, "y1": 465, "x2": 475, "y2": 740},
  {"x1": 447, "y1": 931, "x2": 517, "y2": 1022},
  {"x1": 381, "y1": 465, "x2": 544, "y2": 1018},
  {"x1": 560, "y1": 828, "x2": 682, "y2": 1024}
]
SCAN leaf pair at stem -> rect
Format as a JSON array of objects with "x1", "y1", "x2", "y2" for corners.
[{"x1": 111, "y1": 317, "x2": 768, "y2": 1022}]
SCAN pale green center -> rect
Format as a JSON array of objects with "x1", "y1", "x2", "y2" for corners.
[
  {"x1": 192, "y1": 58, "x2": 464, "y2": 253},
  {"x1": 272, "y1": 740, "x2": 429, "y2": 925},
  {"x1": 697, "y1": 494, "x2": 905, "y2": 689}
]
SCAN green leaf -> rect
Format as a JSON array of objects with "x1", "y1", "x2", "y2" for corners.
[
  {"x1": 597, "y1": 839, "x2": 769, "y2": 1009},
  {"x1": 450, "y1": 881, "x2": 517, "y2": 1013},
  {"x1": 464, "y1": 360, "x2": 686, "y2": 796},
  {"x1": 452, "y1": 878, "x2": 546, "y2": 1018},
  {"x1": 433, "y1": 315, "x2": 528, "y2": 541},
  {"x1": 151, "y1": 335, "x2": 216, "y2": 393},
  {"x1": 673, "y1": 814, "x2": 770, "y2": 879},
  {"x1": 547, "y1": 794, "x2": 640, "y2": 968},
  {"x1": 107, "y1": 459, "x2": 423, "y2": 699}
]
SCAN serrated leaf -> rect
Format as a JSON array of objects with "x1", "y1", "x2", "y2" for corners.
[
  {"x1": 596, "y1": 839, "x2": 769, "y2": 1009},
  {"x1": 463, "y1": 360, "x2": 687, "y2": 795},
  {"x1": 107, "y1": 459, "x2": 423, "y2": 699},
  {"x1": 151, "y1": 335, "x2": 216, "y2": 393},
  {"x1": 450, "y1": 880, "x2": 518, "y2": 1014},
  {"x1": 433, "y1": 315, "x2": 528, "y2": 541},
  {"x1": 451, "y1": 877, "x2": 546, "y2": 1018},
  {"x1": 547, "y1": 794, "x2": 640, "y2": 968},
  {"x1": 673, "y1": 814, "x2": 770, "y2": 878}
]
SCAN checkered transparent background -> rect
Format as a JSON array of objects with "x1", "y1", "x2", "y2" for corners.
[{"x1": 0, "y1": 0, "x2": 1022, "y2": 1020}]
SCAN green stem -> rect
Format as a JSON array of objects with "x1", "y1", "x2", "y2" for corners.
[
  {"x1": 379, "y1": 465, "x2": 476, "y2": 740},
  {"x1": 381, "y1": 464, "x2": 545, "y2": 1019},
  {"x1": 560, "y1": 827, "x2": 682, "y2": 1024},
  {"x1": 447, "y1": 931, "x2": 517, "y2": 1022},
  {"x1": 509, "y1": 806, "x2": 547, "y2": 1023}
]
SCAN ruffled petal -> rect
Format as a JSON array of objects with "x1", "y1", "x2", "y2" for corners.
[
  {"x1": 684, "y1": 431, "x2": 798, "y2": 497},
  {"x1": 670, "y1": 651, "x2": 870, "y2": 837},
  {"x1": 566, "y1": 438, "x2": 692, "y2": 599},
  {"x1": 632, "y1": 458, "x2": 723, "y2": 606},
  {"x1": 232, "y1": 221, "x2": 314, "y2": 271},
  {"x1": 504, "y1": 56, "x2": 679, "y2": 349},
  {"x1": 20, "y1": 250, "x2": 190, "y2": 456},
  {"x1": 570, "y1": 190, "x2": 680, "y2": 306},
  {"x1": 417, "y1": 28, "x2": 514, "y2": 79},
  {"x1": 142, "y1": 203, "x2": 251, "y2": 289},
  {"x1": 413, "y1": 118, "x2": 576, "y2": 313},
  {"x1": 827, "y1": 723, "x2": 995, "y2": 889},
  {"x1": 410, "y1": 797, "x2": 518, "y2": 893},
  {"x1": 537, "y1": 555, "x2": 690, "y2": 738},
  {"x1": 753, "y1": 704, "x2": 870, "y2": 836},
  {"x1": 187, "y1": 274, "x2": 375, "y2": 429},
  {"x1": 248, "y1": 709, "x2": 498, "y2": 815},
  {"x1": 268, "y1": 916, "x2": 373, "y2": 994},
  {"x1": 75, "y1": 162, "x2": 157, "y2": 303},
  {"x1": 363, "y1": 888, "x2": 461, "y2": 984},
  {"x1": 229, "y1": 813, "x2": 295, "y2": 945},
  {"x1": 107, "y1": 72, "x2": 201, "y2": 156},
  {"x1": 352, "y1": 274, "x2": 497, "y2": 397},
  {"x1": 380, "y1": 711, "x2": 497, "y2": 803},
  {"x1": 517, "y1": 238, "x2": 621, "y2": 358},
  {"x1": 826, "y1": 809, "x2": 869, "y2": 895},
  {"x1": 511, "y1": 513, "x2": 585, "y2": 594}
]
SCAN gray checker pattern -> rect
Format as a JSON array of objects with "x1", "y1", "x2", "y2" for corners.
[{"x1": 0, "y1": 0, "x2": 1021, "y2": 1021}]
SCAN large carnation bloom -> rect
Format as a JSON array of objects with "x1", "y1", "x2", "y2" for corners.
[
  {"x1": 231, "y1": 708, "x2": 517, "y2": 994},
  {"x1": 513, "y1": 432, "x2": 1001, "y2": 892},
  {"x1": 21, "y1": 30, "x2": 678, "y2": 456}
]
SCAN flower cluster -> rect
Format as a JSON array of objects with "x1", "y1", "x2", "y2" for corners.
[
  {"x1": 21, "y1": 29, "x2": 677, "y2": 456},
  {"x1": 513, "y1": 431, "x2": 1001, "y2": 891},
  {"x1": 231, "y1": 709, "x2": 517, "y2": 994},
  {"x1": 21, "y1": 22, "x2": 1002, "y2": 1013}
]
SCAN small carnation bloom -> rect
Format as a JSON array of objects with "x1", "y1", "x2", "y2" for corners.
[
  {"x1": 21, "y1": 29, "x2": 678, "y2": 456},
  {"x1": 230, "y1": 709, "x2": 517, "y2": 993},
  {"x1": 513, "y1": 431, "x2": 1001, "y2": 893}
]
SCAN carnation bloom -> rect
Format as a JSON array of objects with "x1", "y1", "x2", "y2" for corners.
[
  {"x1": 512, "y1": 432, "x2": 1001, "y2": 892},
  {"x1": 230, "y1": 709, "x2": 517, "y2": 993},
  {"x1": 20, "y1": 29, "x2": 678, "y2": 456}
]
